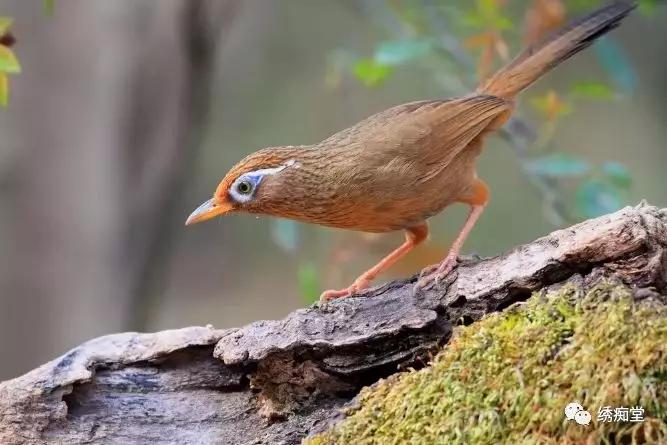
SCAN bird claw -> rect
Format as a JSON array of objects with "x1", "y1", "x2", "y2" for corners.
[
  {"x1": 418, "y1": 264, "x2": 438, "y2": 279},
  {"x1": 319, "y1": 278, "x2": 369, "y2": 303},
  {"x1": 319, "y1": 286, "x2": 354, "y2": 302},
  {"x1": 413, "y1": 256, "x2": 458, "y2": 293}
]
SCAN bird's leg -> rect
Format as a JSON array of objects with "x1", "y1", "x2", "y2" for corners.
[
  {"x1": 416, "y1": 179, "x2": 489, "y2": 290},
  {"x1": 320, "y1": 223, "x2": 429, "y2": 302}
]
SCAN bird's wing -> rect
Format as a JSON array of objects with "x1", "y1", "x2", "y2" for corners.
[
  {"x1": 319, "y1": 99, "x2": 445, "y2": 148},
  {"x1": 409, "y1": 94, "x2": 511, "y2": 182},
  {"x1": 320, "y1": 95, "x2": 510, "y2": 183}
]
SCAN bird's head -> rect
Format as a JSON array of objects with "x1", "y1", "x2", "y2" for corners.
[{"x1": 185, "y1": 147, "x2": 304, "y2": 226}]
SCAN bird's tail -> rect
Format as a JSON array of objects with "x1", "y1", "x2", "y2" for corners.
[{"x1": 477, "y1": 1, "x2": 635, "y2": 99}]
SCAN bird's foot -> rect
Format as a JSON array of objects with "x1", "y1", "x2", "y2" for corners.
[
  {"x1": 319, "y1": 287, "x2": 354, "y2": 302},
  {"x1": 319, "y1": 277, "x2": 370, "y2": 303},
  {"x1": 414, "y1": 255, "x2": 458, "y2": 292}
]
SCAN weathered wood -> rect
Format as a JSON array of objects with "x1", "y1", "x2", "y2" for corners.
[{"x1": 1, "y1": 203, "x2": 665, "y2": 445}]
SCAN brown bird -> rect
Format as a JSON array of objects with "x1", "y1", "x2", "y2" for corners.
[{"x1": 186, "y1": 2, "x2": 635, "y2": 301}]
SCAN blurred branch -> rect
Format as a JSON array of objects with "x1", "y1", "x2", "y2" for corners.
[
  {"x1": 1, "y1": 203, "x2": 665, "y2": 444},
  {"x1": 124, "y1": 0, "x2": 241, "y2": 329}
]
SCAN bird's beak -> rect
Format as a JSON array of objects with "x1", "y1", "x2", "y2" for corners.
[{"x1": 185, "y1": 198, "x2": 232, "y2": 226}]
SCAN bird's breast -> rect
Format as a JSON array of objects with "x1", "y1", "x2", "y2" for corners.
[{"x1": 268, "y1": 167, "x2": 476, "y2": 233}]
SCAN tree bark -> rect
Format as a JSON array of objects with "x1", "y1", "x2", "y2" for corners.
[{"x1": 1, "y1": 203, "x2": 665, "y2": 445}]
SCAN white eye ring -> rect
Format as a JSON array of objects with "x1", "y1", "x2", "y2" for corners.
[
  {"x1": 228, "y1": 160, "x2": 297, "y2": 204},
  {"x1": 229, "y1": 175, "x2": 258, "y2": 203}
]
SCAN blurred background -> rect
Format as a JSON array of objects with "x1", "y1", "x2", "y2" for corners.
[{"x1": 0, "y1": 0, "x2": 665, "y2": 380}]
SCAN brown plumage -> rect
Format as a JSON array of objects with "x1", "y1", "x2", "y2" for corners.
[{"x1": 187, "y1": 2, "x2": 635, "y2": 301}]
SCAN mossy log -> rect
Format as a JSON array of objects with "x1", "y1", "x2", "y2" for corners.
[
  {"x1": 1, "y1": 203, "x2": 665, "y2": 445},
  {"x1": 308, "y1": 283, "x2": 667, "y2": 444}
]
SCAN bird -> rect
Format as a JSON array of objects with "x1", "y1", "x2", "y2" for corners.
[{"x1": 186, "y1": 2, "x2": 635, "y2": 302}]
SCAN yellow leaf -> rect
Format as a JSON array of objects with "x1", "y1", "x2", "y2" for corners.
[
  {"x1": 0, "y1": 71, "x2": 8, "y2": 107},
  {"x1": 532, "y1": 90, "x2": 571, "y2": 121},
  {"x1": 0, "y1": 17, "x2": 13, "y2": 36},
  {"x1": 465, "y1": 31, "x2": 493, "y2": 49},
  {"x1": 0, "y1": 45, "x2": 21, "y2": 73}
]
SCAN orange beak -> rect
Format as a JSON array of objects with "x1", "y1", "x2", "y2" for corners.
[{"x1": 185, "y1": 198, "x2": 233, "y2": 226}]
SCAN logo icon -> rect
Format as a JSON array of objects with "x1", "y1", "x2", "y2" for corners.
[
  {"x1": 574, "y1": 410, "x2": 592, "y2": 425},
  {"x1": 565, "y1": 402, "x2": 591, "y2": 425}
]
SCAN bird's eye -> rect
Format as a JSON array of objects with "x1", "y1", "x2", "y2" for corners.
[{"x1": 236, "y1": 180, "x2": 254, "y2": 195}]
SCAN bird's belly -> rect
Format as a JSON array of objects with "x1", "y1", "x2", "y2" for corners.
[
  {"x1": 355, "y1": 166, "x2": 478, "y2": 232},
  {"x1": 287, "y1": 150, "x2": 480, "y2": 233},
  {"x1": 299, "y1": 179, "x2": 469, "y2": 233}
]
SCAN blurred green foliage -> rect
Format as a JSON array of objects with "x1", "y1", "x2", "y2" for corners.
[
  {"x1": 0, "y1": 3, "x2": 54, "y2": 108},
  {"x1": 298, "y1": 262, "x2": 320, "y2": 304},
  {"x1": 575, "y1": 161, "x2": 632, "y2": 218},
  {"x1": 352, "y1": 58, "x2": 394, "y2": 87},
  {"x1": 374, "y1": 38, "x2": 433, "y2": 65},
  {"x1": 0, "y1": 17, "x2": 20, "y2": 108},
  {"x1": 594, "y1": 38, "x2": 637, "y2": 92},
  {"x1": 603, "y1": 160, "x2": 632, "y2": 189},
  {"x1": 525, "y1": 153, "x2": 589, "y2": 178},
  {"x1": 464, "y1": 0, "x2": 514, "y2": 30},
  {"x1": 271, "y1": 218, "x2": 300, "y2": 252},
  {"x1": 569, "y1": 80, "x2": 615, "y2": 100},
  {"x1": 43, "y1": 0, "x2": 55, "y2": 16},
  {"x1": 571, "y1": 0, "x2": 658, "y2": 14}
]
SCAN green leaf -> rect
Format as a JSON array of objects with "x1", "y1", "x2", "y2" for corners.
[
  {"x1": 478, "y1": 0, "x2": 498, "y2": 16},
  {"x1": 464, "y1": 0, "x2": 513, "y2": 30},
  {"x1": 489, "y1": 15, "x2": 513, "y2": 30},
  {"x1": 0, "y1": 46, "x2": 21, "y2": 73},
  {"x1": 0, "y1": 18, "x2": 13, "y2": 35},
  {"x1": 575, "y1": 180, "x2": 623, "y2": 218},
  {"x1": 43, "y1": 0, "x2": 55, "y2": 16},
  {"x1": 602, "y1": 161, "x2": 632, "y2": 189},
  {"x1": 462, "y1": 12, "x2": 485, "y2": 28},
  {"x1": 525, "y1": 153, "x2": 589, "y2": 178},
  {"x1": 593, "y1": 38, "x2": 636, "y2": 93},
  {"x1": 570, "y1": 81, "x2": 614, "y2": 100},
  {"x1": 531, "y1": 91, "x2": 572, "y2": 120},
  {"x1": 638, "y1": 0, "x2": 660, "y2": 15},
  {"x1": 352, "y1": 58, "x2": 393, "y2": 87},
  {"x1": 0, "y1": 72, "x2": 8, "y2": 107},
  {"x1": 374, "y1": 39, "x2": 432, "y2": 66},
  {"x1": 463, "y1": 12, "x2": 513, "y2": 30},
  {"x1": 271, "y1": 219, "x2": 299, "y2": 252},
  {"x1": 298, "y1": 262, "x2": 320, "y2": 304}
]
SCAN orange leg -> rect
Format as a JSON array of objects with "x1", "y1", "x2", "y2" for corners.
[
  {"x1": 416, "y1": 178, "x2": 489, "y2": 290},
  {"x1": 320, "y1": 223, "x2": 429, "y2": 302}
]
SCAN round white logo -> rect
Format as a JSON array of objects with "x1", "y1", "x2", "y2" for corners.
[
  {"x1": 574, "y1": 410, "x2": 592, "y2": 425},
  {"x1": 564, "y1": 402, "x2": 591, "y2": 425}
]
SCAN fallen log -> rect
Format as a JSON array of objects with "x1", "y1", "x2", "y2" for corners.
[{"x1": 1, "y1": 203, "x2": 665, "y2": 444}]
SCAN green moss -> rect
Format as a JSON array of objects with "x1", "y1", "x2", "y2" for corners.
[{"x1": 308, "y1": 284, "x2": 667, "y2": 445}]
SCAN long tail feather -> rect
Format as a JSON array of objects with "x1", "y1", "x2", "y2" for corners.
[{"x1": 478, "y1": 1, "x2": 635, "y2": 99}]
